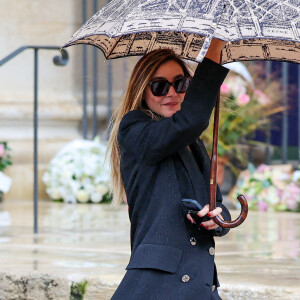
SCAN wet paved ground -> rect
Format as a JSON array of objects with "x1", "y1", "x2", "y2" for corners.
[{"x1": 0, "y1": 199, "x2": 299, "y2": 299}]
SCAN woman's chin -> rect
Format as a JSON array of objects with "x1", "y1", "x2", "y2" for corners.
[
  {"x1": 162, "y1": 106, "x2": 180, "y2": 118},
  {"x1": 162, "y1": 108, "x2": 180, "y2": 118}
]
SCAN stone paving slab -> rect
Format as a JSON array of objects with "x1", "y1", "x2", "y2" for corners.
[{"x1": 0, "y1": 200, "x2": 299, "y2": 299}]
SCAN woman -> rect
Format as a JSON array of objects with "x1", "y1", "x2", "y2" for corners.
[{"x1": 107, "y1": 39, "x2": 231, "y2": 300}]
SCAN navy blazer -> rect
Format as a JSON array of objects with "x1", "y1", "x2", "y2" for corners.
[{"x1": 112, "y1": 58, "x2": 231, "y2": 300}]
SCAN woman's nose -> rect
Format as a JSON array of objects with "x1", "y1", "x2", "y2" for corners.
[{"x1": 167, "y1": 85, "x2": 177, "y2": 96}]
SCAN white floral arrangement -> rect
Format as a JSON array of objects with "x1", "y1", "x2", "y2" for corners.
[
  {"x1": 229, "y1": 163, "x2": 300, "y2": 212},
  {"x1": 43, "y1": 138, "x2": 111, "y2": 204}
]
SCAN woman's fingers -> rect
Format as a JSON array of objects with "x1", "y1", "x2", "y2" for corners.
[
  {"x1": 201, "y1": 207, "x2": 224, "y2": 229},
  {"x1": 205, "y1": 224, "x2": 219, "y2": 230},
  {"x1": 207, "y1": 207, "x2": 223, "y2": 218},
  {"x1": 187, "y1": 205, "x2": 224, "y2": 230},
  {"x1": 186, "y1": 213, "x2": 195, "y2": 224},
  {"x1": 201, "y1": 219, "x2": 215, "y2": 227},
  {"x1": 197, "y1": 204, "x2": 209, "y2": 218}
]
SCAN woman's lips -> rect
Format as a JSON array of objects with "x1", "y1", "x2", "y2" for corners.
[{"x1": 163, "y1": 102, "x2": 179, "y2": 106}]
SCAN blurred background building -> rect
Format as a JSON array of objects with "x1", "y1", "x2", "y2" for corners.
[
  {"x1": 0, "y1": 0, "x2": 299, "y2": 201},
  {"x1": 0, "y1": 0, "x2": 139, "y2": 200}
]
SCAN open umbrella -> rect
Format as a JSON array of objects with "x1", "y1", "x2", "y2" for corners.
[
  {"x1": 63, "y1": 0, "x2": 300, "y2": 228},
  {"x1": 63, "y1": 0, "x2": 300, "y2": 64}
]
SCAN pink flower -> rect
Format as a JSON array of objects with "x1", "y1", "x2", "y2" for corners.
[
  {"x1": 286, "y1": 195, "x2": 298, "y2": 210},
  {"x1": 221, "y1": 83, "x2": 230, "y2": 94},
  {"x1": 281, "y1": 182, "x2": 300, "y2": 210},
  {"x1": 237, "y1": 94, "x2": 250, "y2": 106},
  {"x1": 257, "y1": 164, "x2": 267, "y2": 174},
  {"x1": 244, "y1": 194, "x2": 251, "y2": 200},
  {"x1": 258, "y1": 201, "x2": 268, "y2": 212},
  {"x1": 254, "y1": 89, "x2": 271, "y2": 106},
  {"x1": 276, "y1": 189, "x2": 282, "y2": 199},
  {"x1": 0, "y1": 144, "x2": 5, "y2": 158}
]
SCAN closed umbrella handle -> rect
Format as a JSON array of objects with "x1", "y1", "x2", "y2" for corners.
[
  {"x1": 209, "y1": 194, "x2": 248, "y2": 228},
  {"x1": 208, "y1": 51, "x2": 248, "y2": 229}
]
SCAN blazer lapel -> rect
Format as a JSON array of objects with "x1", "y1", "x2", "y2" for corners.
[
  {"x1": 177, "y1": 145, "x2": 208, "y2": 207},
  {"x1": 190, "y1": 138, "x2": 211, "y2": 189},
  {"x1": 192, "y1": 138, "x2": 225, "y2": 202}
]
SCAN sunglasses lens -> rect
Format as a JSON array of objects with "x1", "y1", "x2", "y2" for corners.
[
  {"x1": 174, "y1": 78, "x2": 191, "y2": 93},
  {"x1": 151, "y1": 81, "x2": 170, "y2": 96},
  {"x1": 150, "y1": 77, "x2": 191, "y2": 96}
]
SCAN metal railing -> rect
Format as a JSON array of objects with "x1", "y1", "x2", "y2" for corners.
[
  {"x1": 0, "y1": 46, "x2": 69, "y2": 234},
  {"x1": 81, "y1": 0, "x2": 114, "y2": 140}
]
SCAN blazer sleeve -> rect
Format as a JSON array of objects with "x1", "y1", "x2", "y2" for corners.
[{"x1": 118, "y1": 58, "x2": 229, "y2": 165}]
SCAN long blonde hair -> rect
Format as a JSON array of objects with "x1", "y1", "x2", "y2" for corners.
[{"x1": 106, "y1": 49, "x2": 191, "y2": 207}]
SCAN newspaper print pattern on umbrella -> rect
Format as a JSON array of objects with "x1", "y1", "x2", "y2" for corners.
[{"x1": 63, "y1": 0, "x2": 300, "y2": 64}]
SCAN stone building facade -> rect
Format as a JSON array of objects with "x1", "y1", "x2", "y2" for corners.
[{"x1": 0, "y1": 0, "x2": 138, "y2": 200}]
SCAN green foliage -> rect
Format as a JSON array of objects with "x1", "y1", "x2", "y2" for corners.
[
  {"x1": 101, "y1": 191, "x2": 113, "y2": 203},
  {"x1": 53, "y1": 198, "x2": 63, "y2": 203},
  {"x1": 70, "y1": 280, "x2": 88, "y2": 300},
  {"x1": 0, "y1": 142, "x2": 12, "y2": 172}
]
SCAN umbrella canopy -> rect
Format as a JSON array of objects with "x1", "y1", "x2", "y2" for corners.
[{"x1": 63, "y1": 0, "x2": 300, "y2": 64}]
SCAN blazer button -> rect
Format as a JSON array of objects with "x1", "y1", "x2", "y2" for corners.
[
  {"x1": 212, "y1": 285, "x2": 216, "y2": 291},
  {"x1": 190, "y1": 237, "x2": 197, "y2": 246},
  {"x1": 181, "y1": 275, "x2": 190, "y2": 283},
  {"x1": 209, "y1": 247, "x2": 215, "y2": 256}
]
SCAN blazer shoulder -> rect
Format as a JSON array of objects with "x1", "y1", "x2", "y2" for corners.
[
  {"x1": 118, "y1": 110, "x2": 153, "y2": 145},
  {"x1": 120, "y1": 110, "x2": 152, "y2": 128}
]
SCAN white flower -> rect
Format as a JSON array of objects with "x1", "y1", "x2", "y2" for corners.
[
  {"x1": 266, "y1": 187, "x2": 280, "y2": 204},
  {"x1": 91, "y1": 193, "x2": 102, "y2": 203},
  {"x1": 96, "y1": 184, "x2": 108, "y2": 196},
  {"x1": 0, "y1": 172, "x2": 12, "y2": 194},
  {"x1": 292, "y1": 171, "x2": 300, "y2": 182},
  {"x1": 50, "y1": 189, "x2": 62, "y2": 200},
  {"x1": 76, "y1": 189, "x2": 90, "y2": 203},
  {"x1": 81, "y1": 177, "x2": 92, "y2": 186},
  {"x1": 69, "y1": 180, "x2": 81, "y2": 194},
  {"x1": 65, "y1": 194, "x2": 77, "y2": 204}
]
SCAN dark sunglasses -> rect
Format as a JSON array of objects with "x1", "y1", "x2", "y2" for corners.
[{"x1": 148, "y1": 76, "x2": 192, "y2": 97}]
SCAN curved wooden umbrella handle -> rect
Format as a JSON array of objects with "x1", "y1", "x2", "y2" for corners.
[
  {"x1": 209, "y1": 193, "x2": 248, "y2": 228},
  {"x1": 209, "y1": 52, "x2": 248, "y2": 228}
]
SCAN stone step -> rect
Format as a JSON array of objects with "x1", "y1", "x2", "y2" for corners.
[{"x1": 1, "y1": 271, "x2": 299, "y2": 300}]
